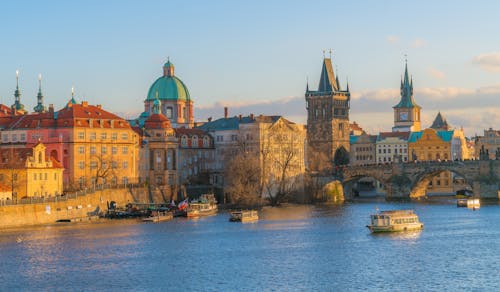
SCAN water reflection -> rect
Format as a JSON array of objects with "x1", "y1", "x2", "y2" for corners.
[
  {"x1": 1, "y1": 203, "x2": 500, "y2": 291},
  {"x1": 370, "y1": 230, "x2": 422, "y2": 241}
]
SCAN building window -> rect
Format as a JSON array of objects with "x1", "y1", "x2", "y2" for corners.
[
  {"x1": 111, "y1": 133, "x2": 118, "y2": 140},
  {"x1": 122, "y1": 177, "x2": 128, "y2": 184},
  {"x1": 216, "y1": 135, "x2": 223, "y2": 142},
  {"x1": 90, "y1": 146, "x2": 96, "y2": 155},
  {"x1": 166, "y1": 107, "x2": 173, "y2": 119},
  {"x1": 100, "y1": 133, "x2": 107, "y2": 140},
  {"x1": 34, "y1": 173, "x2": 37, "y2": 181},
  {"x1": 112, "y1": 146, "x2": 117, "y2": 155},
  {"x1": 192, "y1": 136, "x2": 199, "y2": 147},
  {"x1": 78, "y1": 146, "x2": 85, "y2": 154},
  {"x1": 78, "y1": 132, "x2": 84, "y2": 139},
  {"x1": 123, "y1": 161, "x2": 128, "y2": 169},
  {"x1": 20, "y1": 133, "x2": 26, "y2": 141},
  {"x1": 90, "y1": 132, "x2": 96, "y2": 140},
  {"x1": 112, "y1": 161, "x2": 118, "y2": 169},
  {"x1": 12, "y1": 134, "x2": 17, "y2": 142},
  {"x1": 101, "y1": 146, "x2": 107, "y2": 154},
  {"x1": 78, "y1": 161, "x2": 84, "y2": 169},
  {"x1": 121, "y1": 133, "x2": 128, "y2": 140},
  {"x1": 231, "y1": 135, "x2": 237, "y2": 141},
  {"x1": 122, "y1": 147, "x2": 128, "y2": 154},
  {"x1": 181, "y1": 136, "x2": 188, "y2": 147},
  {"x1": 90, "y1": 161, "x2": 97, "y2": 169},
  {"x1": 203, "y1": 136, "x2": 210, "y2": 147}
]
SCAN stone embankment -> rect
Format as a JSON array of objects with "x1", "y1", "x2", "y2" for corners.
[{"x1": 0, "y1": 187, "x2": 156, "y2": 228}]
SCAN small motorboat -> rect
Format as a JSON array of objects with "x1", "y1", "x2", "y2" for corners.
[{"x1": 229, "y1": 210, "x2": 259, "y2": 223}]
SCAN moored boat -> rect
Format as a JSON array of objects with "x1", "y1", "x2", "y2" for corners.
[
  {"x1": 367, "y1": 210, "x2": 423, "y2": 233},
  {"x1": 229, "y1": 210, "x2": 259, "y2": 222},
  {"x1": 186, "y1": 194, "x2": 217, "y2": 218},
  {"x1": 142, "y1": 211, "x2": 173, "y2": 223},
  {"x1": 457, "y1": 198, "x2": 480, "y2": 209}
]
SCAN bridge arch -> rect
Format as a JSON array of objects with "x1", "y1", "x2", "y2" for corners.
[
  {"x1": 342, "y1": 172, "x2": 391, "y2": 199},
  {"x1": 409, "y1": 166, "x2": 474, "y2": 198}
]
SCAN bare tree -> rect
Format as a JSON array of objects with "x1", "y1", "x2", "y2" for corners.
[
  {"x1": 90, "y1": 152, "x2": 118, "y2": 186},
  {"x1": 224, "y1": 151, "x2": 261, "y2": 206},
  {"x1": 260, "y1": 125, "x2": 303, "y2": 206}
]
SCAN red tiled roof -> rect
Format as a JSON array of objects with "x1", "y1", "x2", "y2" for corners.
[
  {"x1": 144, "y1": 113, "x2": 172, "y2": 129},
  {"x1": 3, "y1": 102, "x2": 131, "y2": 130}
]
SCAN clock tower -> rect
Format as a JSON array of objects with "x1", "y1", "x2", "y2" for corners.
[{"x1": 392, "y1": 61, "x2": 421, "y2": 132}]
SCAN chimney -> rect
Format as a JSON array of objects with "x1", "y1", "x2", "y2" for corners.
[
  {"x1": 82, "y1": 101, "x2": 88, "y2": 107},
  {"x1": 250, "y1": 113, "x2": 254, "y2": 120},
  {"x1": 224, "y1": 107, "x2": 228, "y2": 119},
  {"x1": 97, "y1": 104, "x2": 102, "y2": 109},
  {"x1": 49, "y1": 104, "x2": 54, "y2": 114},
  {"x1": 208, "y1": 117, "x2": 212, "y2": 122},
  {"x1": 238, "y1": 114, "x2": 242, "y2": 120}
]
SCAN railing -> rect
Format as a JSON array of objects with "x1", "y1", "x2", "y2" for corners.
[{"x1": 0, "y1": 181, "x2": 146, "y2": 206}]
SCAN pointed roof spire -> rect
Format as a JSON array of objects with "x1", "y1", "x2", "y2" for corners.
[
  {"x1": 394, "y1": 59, "x2": 420, "y2": 109},
  {"x1": 34, "y1": 74, "x2": 46, "y2": 113},
  {"x1": 431, "y1": 111, "x2": 450, "y2": 130},
  {"x1": 12, "y1": 70, "x2": 24, "y2": 112},
  {"x1": 346, "y1": 78, "x2": 350, "y2": 92},
  {"x1": 306, "y1": 76, "x2": 309, "y2": 92},
  {"x1": 318, "y1": 57, "x2": 338, "y2": 92}
]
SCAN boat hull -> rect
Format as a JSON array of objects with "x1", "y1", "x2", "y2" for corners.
[
  {"x1": 142, "y1": 213, "x2": 173, "y2": 223},
  {"x1": 367, "y1": 223, "x2": 424, "y2": 233},
  {"x1": 186, "y1": 208, "x2": 217, "y2": 218}
]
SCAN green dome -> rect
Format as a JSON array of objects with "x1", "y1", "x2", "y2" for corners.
[{"x1": 146, "y1": 62, "x2": 191, "y2": 102}]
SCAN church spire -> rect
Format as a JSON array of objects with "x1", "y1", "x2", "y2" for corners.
[
  {"x1": 34, "y1": 74, "x2": 47, "y2": 113},
  {"x1": 394, "y1": 60, "x2": 420, "y2": 109},
  {"x1": 12, "y1": 70, "x2": 25, "y2": 112}
]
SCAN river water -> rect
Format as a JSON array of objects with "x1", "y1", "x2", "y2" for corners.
[{"x1": 1, "y1": 199, "x2": 499, "y2": 291}]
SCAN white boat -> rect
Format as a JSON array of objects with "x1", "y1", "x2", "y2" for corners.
[
  {"x1": 186, "y1": 194, "x2": 218, "y2": 218},
  {"x1": 229, "y1": 210, "x2": 259, "y2": 222},
  {"x1": 367, "y1": 210, "x2": 423, "y2": 233},
  {"x1": 457, "y1": 198, "x2": 480, "y2": 209},
  {"x1": 142, "y1": 211, "x2": 173, "y2": 223}
]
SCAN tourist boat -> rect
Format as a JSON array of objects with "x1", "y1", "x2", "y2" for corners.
[
  {"x1": 186, "y1": 194, "x2": 218, "y2": 218},
  {"x1": 366, "y1": 210, "x2": 424, "y2": 233},
  {"x1": 142, "y1": 211, "x2": 173, "y2": 223},
  {"x1": 457, "y1": 198, "x2": 480, "y2": 209},
  {"x1": 229, "y1": 210, "x2": 259, "y2": 222}
]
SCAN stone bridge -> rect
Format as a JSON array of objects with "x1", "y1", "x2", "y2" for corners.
[{"x1": 341, "y1": 160, "x2": 500, "y2": 200}]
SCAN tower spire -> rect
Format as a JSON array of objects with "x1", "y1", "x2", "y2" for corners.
[
  {"x1": 34, "y1": 74, "x2": 46, "y2": 113},
  {"x1": 12, "y1": 70, "x2": 24, "y2": 112}
]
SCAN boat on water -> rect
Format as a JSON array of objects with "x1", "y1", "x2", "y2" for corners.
[
  {"x1": 455, "y1": 189, "x2": 473, "y2": 199},
  {"x1": 229, "y1": 210, "x2": 259, "y2": 222},
  {"x1": 142, "y1": 211, "x2": 173, "y2": 223},
  {"x1": 457, "y1": 198, "x2": 480, "y2": 209},
  {"x1": 186, "y1": 194, "x2": 217, "y2": 218},
  {"x1": 366, "y1": 210, "x2": 423, "y2": 233}
]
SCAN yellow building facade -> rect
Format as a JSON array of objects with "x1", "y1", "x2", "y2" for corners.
[{"x1": 0, "y1": 142, "x2": 63, "y2": 199}]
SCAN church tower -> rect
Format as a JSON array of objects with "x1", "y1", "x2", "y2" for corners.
[
  {"x1": 392, "y1": 61, "x2": 421, "y2": 132},
  {"x1": 306, "y1": 57, "x2": 351, "y2": 170}
]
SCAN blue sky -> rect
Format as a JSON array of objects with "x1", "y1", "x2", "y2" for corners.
[{"x1": 1, "y1": 0, "x2": 499, "y2": 136}]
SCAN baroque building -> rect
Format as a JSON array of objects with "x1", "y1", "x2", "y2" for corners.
[
  {"x1": 376, "y1": 132, "x2": 410, "y2": 163},
  {"x1": 349, "y1": 132, "x2": 377, "y2": 166},
  {"x1": 140, "y1": 98, "x2": 179, "y2": 195},
  {"x1": 0, "y1": 142, "x2": 63, "y2": 200},
  {"x1": 305, "y1": 57, "x2": 350, "y2": 169},
  {"x1": 135, "y1": 60, "x2": 194, "y2": 128},
  {"x1": 392, "y1": 62, "x2": 421, "y2": 132}
]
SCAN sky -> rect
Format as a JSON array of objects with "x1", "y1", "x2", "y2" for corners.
[{"x1": 1, "y1": 0, "x2": 499, "y2": 136}]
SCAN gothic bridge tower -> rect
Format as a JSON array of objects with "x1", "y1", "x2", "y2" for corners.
[{"x1": 306, "y1": 57, "x2": 350, "y2": 170}]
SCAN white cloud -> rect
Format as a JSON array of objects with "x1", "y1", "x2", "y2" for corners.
[
  {"x1": 476, "y1": 85, "x2": 500, "y2": 95},
  {"x1": 386, "y1": 35, "x2": 399, "y2": 44},
  {"x1": 428, "y1": 67, "x2": 445, "y2": 79},
  {"x1": 415, "y1": 87, "x2": 474, "y2": 99},
  {"x1": 412, "y1": 38, "x2": 426, "y2": 48},
  {"x1": 473, "y1": 52, "x2": 500, "y2": 72},
  {"x1": 351, "y1": 89, "x2": 399, "y2": 101}
]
